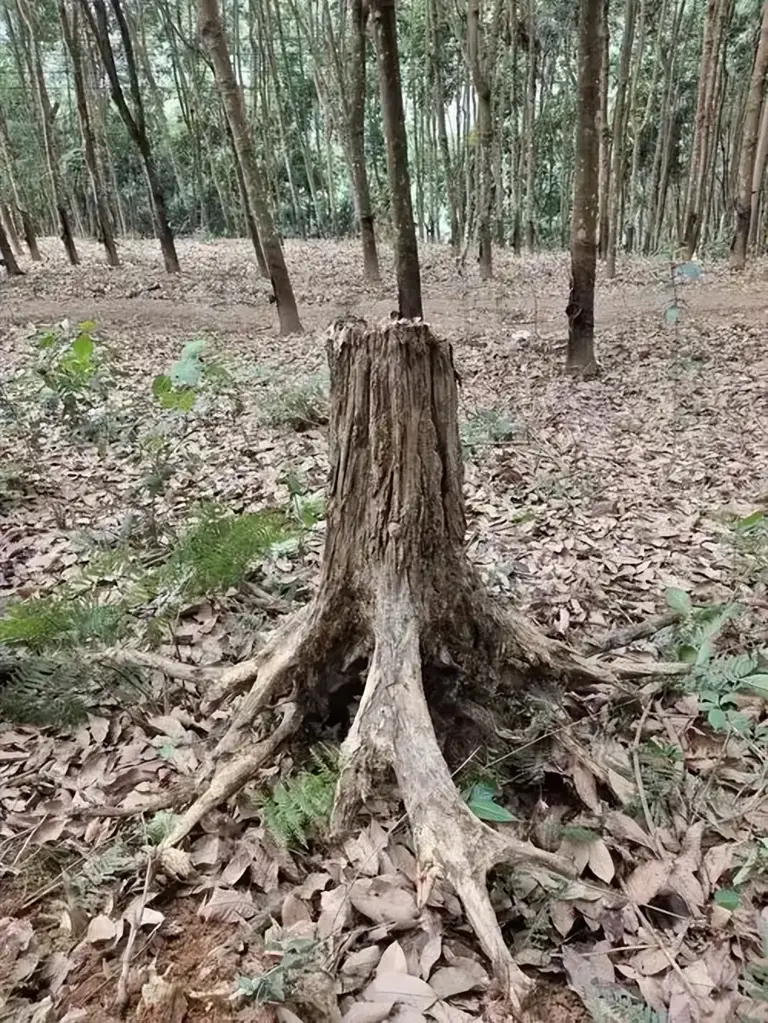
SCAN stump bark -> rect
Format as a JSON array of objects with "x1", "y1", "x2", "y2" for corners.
[{"x1": 159, "y1": 319, "x2": 645, "y2": 1004}]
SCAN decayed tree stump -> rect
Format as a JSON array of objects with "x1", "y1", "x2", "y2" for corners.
[{"x1": 152, "y1": 318, "x2": 679, "y2": 1004}]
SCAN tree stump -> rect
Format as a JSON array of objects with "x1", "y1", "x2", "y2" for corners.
[{"x1": 157, "y1": 318, "x2": 665, "y2": 1004}]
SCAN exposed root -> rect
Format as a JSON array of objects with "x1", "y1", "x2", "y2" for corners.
[
  {"x1": 72, "y1": 782, "x2": 196, "y2": 819},
  {"x1": 201, "y1": 606, "x2": 311, "y2": 716},
  {"x1": 501, "y1": 610, "x2": 690, "y2": 686},
  {"x1": 96, "y1": 648, "x2": 223, "y2": 684},
  {"x1": 160, "y1": 703, "x2": 299, "y2": 849},
  {"x1": 332, "y1": 579, "x2": 573, "y2": 1006}
]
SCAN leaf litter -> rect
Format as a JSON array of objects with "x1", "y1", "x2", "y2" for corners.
[{"x1": 1, "y1": 238, "x2": 768, "y2": 1021}]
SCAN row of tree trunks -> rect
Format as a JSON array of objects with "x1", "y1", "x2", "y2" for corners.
[{"x1": 681, "y1": 0, "x2": 733, "y2": 259}]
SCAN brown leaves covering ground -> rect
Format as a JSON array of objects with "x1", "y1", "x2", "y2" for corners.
[{"x1": 1, "y1": 238, "x2": 768, "y2": 1023}]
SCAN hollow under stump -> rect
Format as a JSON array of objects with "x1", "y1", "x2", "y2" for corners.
[{"x1": 159, "y1": 318, "x2": 636, "y2": 1005}]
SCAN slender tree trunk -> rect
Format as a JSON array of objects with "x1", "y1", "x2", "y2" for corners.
[
  {"x1": 523, "y1": 0, "x2": 537, "y2": 250},
  {"x1": 369, "y1": 0, "x2": 422, "y2": 318},
  {"x1": 749, "y1": 85, "x2": 768, "y2": 249},
  {"x1": 198, "y1": 0, "x2": 302, "y2": 334},
  {"x1": 59, "y1": 0, "x2": 119, "y2": 266},
  {"x1": 605, "y1": 0, "x2": 637, "y2": 277},
  {"x1": 349, "y1": 0, "x2": 380, "y2": 281},
  {"x1": 224, "y1": 115, "x2": 269, "y2": 277},
  {"x1": 468, "y1": 0, "x2": 501, "y2": 279},
  {"x1": 597, "y1": 0, "x2": 610, "y2": 257},
  {"x1": 1, "y1": 204, "x2": 22, "y2": 255},
  {"x1": 567, "y1": 0, "x2": 601, "y2": 378},
  {"x1": 428, "y1": 0, "x2": 459, "y2": 249},
  {"x1": 729, "y1": 0, "x2": 768, "y2": 269},
  {"x1": 0, "y1": 218, "x2": 24, "y2": 275}
]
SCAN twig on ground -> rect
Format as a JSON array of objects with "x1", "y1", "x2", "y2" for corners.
[
  {"x1": 116, "y1": 854, "x2": 155, "y2": 1016},
  {"x1": 590, "y1": 611, "x2": 681, "y2": 653},
  {"x1": 630, "y1": 695, "x2": 664, "y2": 856}
]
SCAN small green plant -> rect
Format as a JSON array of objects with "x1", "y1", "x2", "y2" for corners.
[
  {"x1": 34, "y1": 320, "x2": 110, "y2": 425},
  {"x1": 152, "y1": 338, "x2": 206, "y2": 412},
  {"x1": 663, "y1": 588, "x2": 739, "y2": 665},
  {"x1": 591, "y1": 989, "x2": 666, "y2": 1023},
  {"x1": 265, "y1": 377, "x2": 329, "y2": 430},
  {"x1": 461, "y1": 408, "x2": 517, "y2": 457},
  {"x1": 636, "y1": 739, "x2": 683, "y2": 805},
  {"x1": 284, "y1": 472, "x2": 325, "y2": 530},
  {"x1": 730, "y1": 509, "x2": 768, "y2": 583},
  {"x1": 0, "y1": 645, "x2": 144, "y2": 727},
  {"x1": 257, "y1": 746, "x2": 338, "y2": 847},
  {"x1": 144, "y1": 810, "x2": 182, "y2": 846},
  {"x1": 663, "y1": 258, "x2": 700, "y2": 328},
  {"x1": 462, "y1": 779, "x2": 516, "y2": 822},
  {"x1": 160, "y1": 504, "x2": 296, "y2": 599},
  {"x1": 0, "y1": 594, "x2": 127, "y2": 653},
  {"x1": 236, "y1": 936, "x2": 323, "y2": 1004}
]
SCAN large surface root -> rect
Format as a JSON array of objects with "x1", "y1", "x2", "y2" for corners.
[
  {"x1": 331, "y1": 578, "x2": 573, "y2": 1007},
  {"x1": 159, "y1": 703, "x2": 299, "y2": 850}
]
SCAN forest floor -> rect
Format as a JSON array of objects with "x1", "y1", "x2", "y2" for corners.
[{"x1": 1, "y1": 238, "x2": 768, "y2": 1023}]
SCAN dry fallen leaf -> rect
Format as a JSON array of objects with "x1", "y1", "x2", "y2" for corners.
[
  {"x1": 86, "y1": 914, "x2": 117, "y2": 944},
  {"x1": 363, "y1": 971, "x2": 438, "y2": 1012}
]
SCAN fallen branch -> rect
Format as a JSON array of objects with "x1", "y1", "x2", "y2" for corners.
[{"x1": 590, "y1": 611, "x2": 681, "y2": 653}]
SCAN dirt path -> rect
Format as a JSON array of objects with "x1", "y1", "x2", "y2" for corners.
[{"x1": 1, "y1": 237, "x2": 766, "y2": 340}]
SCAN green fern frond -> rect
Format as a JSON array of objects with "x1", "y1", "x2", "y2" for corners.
[
  {"x1": 0, "y1": 596, "x2": 127, "y2": 652},
  {"x1": 0, "y1": 648, "x2": 89, "y2": 726},
  {"x1": 0, "y1": 646, "x2": 145, "y2": 728},
  {"x1": 259, "y1": 746, "x2": 339, "y2": 847},
  {"x1": 162, "y1": 504, "x2": 297, "y2": 598},
  {"x1": 144, "y1": 810, "x2": 182, "y2": 845},
  {"x1": 591, "y1": 990, "x2": 664, "y2": 1023}
]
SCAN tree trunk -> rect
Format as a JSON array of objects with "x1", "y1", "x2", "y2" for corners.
[
  {"x1": 198, "y1": 0, "x2": 302, "y2": 334},
  {"x1": 223, "y1": 113, "x2": 269, "y2": 277},
  {"x1": 597, "y1": 0, "x2": 610, "y2": 257},
  {"x1": 749, "y1": 81, "x2": 768, "y2": 249},
  {"x1": 369, "y1": 0, "x2": 422, "y2": 318},
  {"x1": 16, "y1": 0, "x2": 80, "y2": 265},
  {"x1": 729, "y1": 0, "x2": 768, "y2": 269},
  {"x1": 605, "y1": 0, "x2": 637, "y2": 277},
  {"x1": 567, "y1": 0, "x2": 601, "y2": 378},
  {"x1": 19, "y1": 209, "x2": 41, "y2": 261},
  {"x1": 468, "y1": 0, "x2": 500, "y2": 280},
  {"x1": 0, "y1": 204, "x2": 22, "y2": 255},
  {"x1": 349, "y1": 0, "x2": 380, "y2": 281},
  {"x1": 523, "y1": 0, "x2": 537, "y2": 251},
  {"x1": 0, "y1": 218, "x2": 24, "y2": 275},
  {"x1": 78, "y1": 0, "x2": 180, "y2": 273},
  {"x1": 428, "y1": 0, "x2": 459, "y2": 249},
  {"x1": 59, "y1": 0, "x2": 120, "y2": 267}
]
